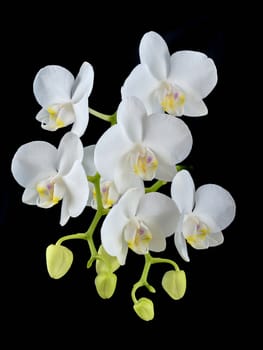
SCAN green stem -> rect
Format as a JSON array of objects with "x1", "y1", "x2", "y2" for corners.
[
  {"x1": 131, "y1": 253, "x2": 180, "y2": 303},
  {"x1": 89, "y1": 107, "x2": 117, "y2": 125},
  {"x1": 145, "y1": 180, "x2": 167, "y2": 193},
  {"x1": 85, "y1": 172, "x2": 108, "y2": 267},
  {"x1": 56, "y1": 233, "x2": 87, "y2": 245},
  {"x1": 55, "y1": 172, "x2": 108, "y2": 268},
  {"x1": 131, "y1": 254, "x2": 156, "y2": 303}
]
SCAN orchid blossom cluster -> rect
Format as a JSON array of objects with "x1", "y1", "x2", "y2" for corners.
[{"x1": 11, "y1": 31, "x2": 236, "y2": 321}]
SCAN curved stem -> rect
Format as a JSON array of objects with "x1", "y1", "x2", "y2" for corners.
[
  {"x1": 131, "y1": 254, "x2": 156, "y2": 303},
  {"x1": 55, "y1": 172, "x2": 109, "y2": 269},
  {"x1": 56, "y1": 233, "x2": 87, "y2": 246},
  {"x1": 89, "y1": 107, "x2": 117, "y2": 125},
  {"x1": 145, "y1": 180, "x2": 167, "y2": 193},
  {"x1": 131, "y1": 253, "x2": 180, "y2": 303}
]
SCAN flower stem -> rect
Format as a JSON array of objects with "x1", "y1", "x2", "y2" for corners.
[
  {"x1": 56, "y1": 233, "x2": 87, "y2": 246},
  {"x1": 131, "y1": 253, "x2": 156, "y2": 303},
  {"x1": 145, "y1": 180, "x2": 167, "y2": 193},
  {"x1": 55, "y1": 172, "x2": 108, "y2": 268},
  {"x1": 131, "y1": 252, "x2": 180, "y2": 303},
  {"x1": 89, "y1": 107, "x2": 117, "y2": 125}
]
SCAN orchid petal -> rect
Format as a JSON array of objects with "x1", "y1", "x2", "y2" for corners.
[
  {"x1": 83, "y1": 145, "x2": 96, "y2": 176},
  {"x1": 33, "y1": 65, "x2": 74, "y2": 108},
  {"x1": 184, "y1": 95, "x2": 208, "y2": 116},
  {"x1": 11, "y1": 141, "x2": 57, "y2": 187},
  {"x1": 207, "y1": 231, "x2": 224, "y2": 247},
  {"x1": 139, "y1": 31, "x2": 170, "y2": 80},
  {"x1": 194, "y1": 184, "x2": 236, "y2": 231},
  {"x1": 60, "y1": 161, "x2": 89, "y2": 225},
  {"x1": 71, "y1": 94, "x2": 89, "y2": 137},
  {"x1": 154, "y1": 154, "x2": 177, "y2": 181},
  {"x1": 57, "y1": 132, "x2": 83, "y2": 175},
  {"x1": 117, "y1": 96, "x2": 146, "y2": 143},
  {"x1": 170, "y1": 51, "x2": 217, "y2": 98},
  {"x1": 174, "y1": 231, "x2": 190, "y2": 262},
  {"x1": 121, "y1": 64, "x2": 159, "y2": 113},
  {"x1": 94, "y1": 125, "x2": 131, "y2": 180},
  {"x1": 144, "y1": 113, "x2": 193, "y2": 164},
  {"x1": 22, "y1": 187, "x2": 38, "y2": 205},
  {"x1": 171, "y1": 170, "x2": 195, "y2": 214},
  {"x1": 101, "y1": 188, "x2": 143, "y2": 264},
  {"x1": 114, "y1": 158, "x2": 144, "y2": 194},
  {"x1": 137, "y1": 192, "x2": 180, "y2": 238},
  {"x1": 71, "y1": 62, "x2": 94, "y2": 103}
]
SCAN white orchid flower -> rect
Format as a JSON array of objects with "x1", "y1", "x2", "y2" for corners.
[
  {"x1": 83, "y1": 145, "x2": 143, "y2": 209},
  {"x1": 94, "y1": 96, "x2": 193, "y2": 185},
  {"x1": 33, "y1": 62, "x2": 94, "y2": 136},
  {"x1": 11, "y1": 132, "x2": 89, "y2": 226},
  {"x1": 101, "y1": 187, "x2": 180, "y2": 265},
  {"x1": 121, "y1": 31, "x2": 217, "y2": 117},
  {"x1": 171, "y1": 170, "x2": 236, "y2": 261}
]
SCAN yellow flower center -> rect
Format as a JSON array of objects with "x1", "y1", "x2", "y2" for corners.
[
  {"x1": 157, "y1": 82, "x2": 185, "y2": 116},
  {"x1": 36, "y1": 177, "x2": 61, "y2": 208},
  {"x1": 130, "y1": 145, "x2": 158, "y2": 181},
  {"x1": 92, "y1": 181, "x2": 119, "y2": 209},
  {"x1": 183, "y1": 214, "x2": 210, "y2": 248},
  {"x1": 124, "y1": 218, "x2": 152, "y2": 254},
  {"x1": 44, "y1": 103, "x2": 75, "y2": 131}
]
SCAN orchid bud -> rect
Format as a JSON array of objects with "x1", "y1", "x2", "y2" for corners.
[
  {"x1": 95, "y1": 272, "x2": 117, "y2": 299},
  {"x1": 46, "y1": 244, "x2": 73, "y2": 279},
  {"x1": 133, "y1": 297, "x2": 154, "y2": 321},
  {"x1": 162, "y1": 270, "x2": 186, "y2": 300},
  {"x1": 96, "y1": 245, "x2": 120, "y2": 274}
]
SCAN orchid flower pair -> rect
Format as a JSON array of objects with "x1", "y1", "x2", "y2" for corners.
[{"x1": 11, "y1": 31, "x2": 236, "y2": 321}]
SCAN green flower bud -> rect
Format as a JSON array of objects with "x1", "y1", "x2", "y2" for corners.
[
  {"x1": 133, "y1": 297, "x2": 154, "y2": 321},
  {"x1": 95, "y1": 272, "x2": 117, "y2": 299},
  {"x1": 162, "y1": 270, "x2": 186, "y2": 300},
  {"x1": 46, "y1": 244, "x2": 73, "y2": 279},
  {"x1": 96, "y1": 245, "x2": 120, "y2": 274}
]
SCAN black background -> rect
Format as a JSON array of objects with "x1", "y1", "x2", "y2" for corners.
[{"x1": 1, "y1": 16, "x2": 251, "y2": 346}]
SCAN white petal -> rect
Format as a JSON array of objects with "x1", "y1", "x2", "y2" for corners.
[
  {"x1": 121, "y1": 64, "x2": 159, "y2": 113},
  {"x1": 207, "y1": 231, "x2": 224, "y2": 247},
  {"x1": 155, "y1": 154, "x2": 177, "y2": 181},
  {"x1": 149, "y1": 233, "x2": 167, "y2": 252},
  {"x1": 60, "y1": 161, "x2": 89, "y2": 225},
  {"x1": 139, "y1": 31, "x2": 170, "y2": 80},
  {"x1": 60, "y1": 195, "x2": 70, "y2": 226},
  {"x1": 83, "y1": 145, "x2": 96, "y2": 176},
  {"x1": 57, "y1": 132, "x2": 84, "y2": 175},
  {"x1": 174, "y1": 231, "x2": 190, "y2": 262},
  {"x1": 71, "y1": 62, "x2": 94, "y2": 103},
  {"x1": 71, "y1": 94, "x2": 89, "y2": 137},
  {"x1": 137, "y1": 192, "x2": 180, "y2": 238},
  {"x1": 169, "y1": 51, "x2": 217, "y2": 98},
  {"x1": 194, "y1": 184, "x2": 236, "y2": 231},
  {"x1": 117, "y1": 96, "x2": 146, "y2": 143},
  {"x1": 171, "y1": 170, "x2": 195, "y2": 214},
  {"x1": 184, "y1": 95, "x2": 208, "y2": 117},
  {"x1": 101, "y1": 188, "x2": 143, "y2": 264},
  {"x1": 144, "y1": 113, "x2": 193, "y2": 165},
  {"x1": 33, "y1": 65, "x2": 74, "y2": 108},
  {"x1": 35, "y1": 108, "x2": 49, "y2": 124},
  {"x1": 114, "y1": 158, "x2": 144, "y2": 194},
  {"x1": 11, "y1": 141, "x2": 57, "y2": 187},
  {"x1": 22, "y1": 187, "x2": 38, "y2": 205},
  {"x1": 94, "y1": 125, "x2": 131, "y2": 180}
]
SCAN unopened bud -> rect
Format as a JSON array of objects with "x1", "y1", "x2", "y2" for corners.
[
  {"x1": 162, "y1": 270, "x2": 186, "y2": 300},
  {"x1": 133, "y1": 297, "x2": 154, "y2": 321},
  {"x1": 46, "y1": 244, "x2": 73, "y2": 279},
  {"x1": 96, "y1": 245, "x2": 120, "y2": 274},
  {"x1": 95, "y1": 272, "x2": 117, "y2": 299}
]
